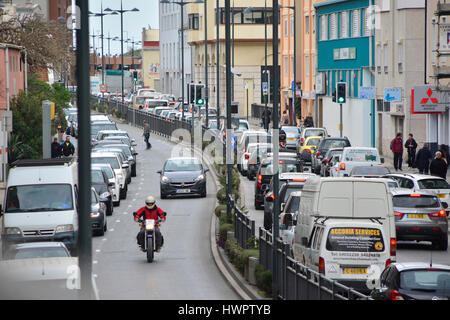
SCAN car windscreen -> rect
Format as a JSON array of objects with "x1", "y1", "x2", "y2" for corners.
[
  {"x1": 92, "y1": 123, "x2": 117, "y2": 135},
  {"x1": 327, "y1": 150, "x2": 343, "y2": 159},
  {"x1": 393, "y1": 195, "x2": 440, "y2": 208},
  {"x1": 285, "y1": 196, "x2": 301, "y2": 213},
  {"x1": 95, "y1": 166, "x2": 114, "y2": 179},
  {"x1": 135, "y1": 97, "x2": 147, "y2": 104},
  {"x1": 351, "y1": 166, "x2": 390, "y2": 176},
  {"x1": 320, "y1": 139, "x2": 350, "y2": 150},
  {"x1": 92, "y1": 157, "x2": 120, "y2": 169},
  {"x1": 418, "y1": 179, "x2": 450, "y2": 190},
  {"x1": 208, "y1": 121, "x2": 218, "y2": 129},
  {"x1": 6, "y1": 184, "x2": 74, "y2": 213},
  {"x1": 307, "y1": 138, "x2": 321, "y2": 146},
  {"x1": 91, "y1": 170, "x2": 105, "y2": 184},
  {"x1": 326, "y1": 227, "x2": 385, "y2": 252},
  {"x1": 156, "y1": 108, "x2": 170, "y2": 116},
  {"x1": 164, "y1": 159, "x2": 202, "y2": 172},
  {"x1": 105, "y1": 137, "x2": 131, "y2": 147},
  {"x1": 282, "y1": 127, "x2": 300, "y2": 134},
  {"x1": 344, "y1": 149, "x2": 379, "y2": 162},
  {"x1": 305, "y1": 129, "x2": 325, "y2": 138},
  {"x1": 283, "y1": 186, "x2": 304, "y2": 203},
  {"x1": 400, "y1": 270, "x2": 450, "y2": 293},
  {"x1": 262, "y1": 162, "x2": 300, "y2": 175},
  {"x1": 91, "y1": 189, "x2": 98, "y2": 204},
  {"x1": 7, "y1": 247, "x2": 69, "y2": 259},
  {"x1": 105, "y1": 145, "x2": 131, "y2": 156},
  {"x1": 245, "y1": 134, "x2": 271, "y2": 147},
  {"x1": 147, "y1": 101, "x2": 168, "y2": 107},
  {"x1": 239, "y1": 122, "x2": 249, "y2": 130}
]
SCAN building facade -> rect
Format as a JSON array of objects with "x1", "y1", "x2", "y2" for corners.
[
  {"x1": 0, "y1": 43, "x2": 26, "y2": 114},
  {"x1": 159, "y1": 1, "x2": 192, "y2": 100},
  {"x1": 315, "y1": 0, "x2": 375, "y2": 147},
  {"x1": 142, "y1": 27, "x2": 160, "y2": 91},
  {"x1": 187, "y1": 0, "x2": 275, "y2": 119}
]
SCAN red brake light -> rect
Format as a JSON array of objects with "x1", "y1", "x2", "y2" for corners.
[
  {"x1": 389, "y1": 290, "x2": 404, "y2": 301},
  {"x1": 324, "y1": 159, "x2": 329, "y2": 164},
  {"x1": 279, "y1": 160, "x2": 284, "y2": 164},
  {"x1": 317, "y1": 152, "x2": 321, "y2": 157},
  {"x1": 270, "y1": 194, "x2": 275, "y2": 200},
  {"x1": 385, "y1": 259, "x2": 391, "y2": 268},
  {"x1": 394, "y1": 211, "x2": 404, "y2": 218},
  {"x1": 339, "y1": 163, "x2": 346, "y2": 170},
  {"x1": 292, "y1": 179, "x2": 307, "y2": 182},
  {"x1": 390, "y1": 238, "x2": 397, "y2": 256},
  {"x1": 318, "y1": 257, "x2": 325, "y2": 275},
  {"x1": 257, "y1": 174, "x2": 262, "y2": 188},
  {"x1": 300, "y1": 138, "x2": 304, "y2": 145},
  {"x1": 244, "y1": 153, "x2": 250, "y2": 160},
  {"x1": 410, "y1": 194, "x2": 421, "y2": 197},
  {"x1": 306, "y1": 149, "x2": 311, "y2": 154},
  {"x1": 429, "y1": 210, "x2": 446, "y2": 218}
]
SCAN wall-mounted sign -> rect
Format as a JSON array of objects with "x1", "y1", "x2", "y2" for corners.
[
  {"x1": 359, "y1": 87, "x2": 376, "y2": 100},
  {"x1": 384, "y1": 87, "x2": 402, "y2": 102},
  {"x1": 333, "y1": 47, "x2": 356, "y2": 60},
  {"x1": 439, "y1": 24, "x2": 450, "y2": 53},
  {"x1": 412, "y1": 86, "x2": 447, "y2": 114},
  {"x1": 315, "y1": 72, "x2": 326, "y2": 94}
]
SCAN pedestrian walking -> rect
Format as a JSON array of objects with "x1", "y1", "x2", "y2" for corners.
[
  {"x1": 261, "y1": 109, "x2": 271, "y2": 129},
  {"x1": 404, "y1": 133, "x2": 418, "y2": 168},
  {"x1": 281, "y1": 109, "x2": 289, "y2": 125},
  {"x1": 415, "y1": 143, "x2": 432, "y2": 174},
  {"x1": 439, "y1": 144, "x2": 448, "y2": 165},
  {"x1": 430, "y1": 151, "x2": 448, "y2": 180},
  {"x1": 51, "y1": 137, "x2": 61, "y2": 158},
  {"x1": 303, "y1": 114, "x2": 314, "y2": 128},
  {"x1": 61, "y1": 136, "x2": 75, "y2": 157},
  {"x1": 143, "y1": 120, "x2": 152, "y2": 149},
  {"x1": 390, "y1": 133, "x2": 404, "y2": 171}
]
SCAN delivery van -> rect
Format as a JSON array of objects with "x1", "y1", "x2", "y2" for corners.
[{"x1": 1, "y1": 158, "x2": 79, "y2": 255}]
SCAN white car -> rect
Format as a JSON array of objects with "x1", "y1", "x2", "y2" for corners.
[
  {"x1": 92, "y1": 163, "x2": 121, "y2": 206},
  {"x1": 279, "y1": 191, "x2": 302, "y2": 254},
  {"x1": 330, "y1": 147, "x2": 383, "y2": 177},
  {"x1": 91, "y1": 153, "x2": 128, "y2": 200},
  {"x1": 236, "y1": 130, "x2": 270, "y2": 171},
  {"x1": 240, "y1": 143, "x2": 272, "y2": 175},
  {"x1": 385, "y1": 173, "x2": 450, "y2": 213}
]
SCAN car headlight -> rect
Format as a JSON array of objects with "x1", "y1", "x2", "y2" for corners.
[
  {"x1": 195, "y1": 174, "x2": 205, "y2": 181},
  {"x1": 90, "y1": 211, "x2": 101, "y2": 218},
  {"x1": 100, "y1": 192, "x2": 111, "y2": 199},
  {"x1": 161, "y1": 176, "x2": 170, "y2": 183},
  {"x1": 5, "y1": 227, "x2": 21, "y2": 235},
  {"x1": 55, "y1": 224, "x2": 74, "y2": 233}
]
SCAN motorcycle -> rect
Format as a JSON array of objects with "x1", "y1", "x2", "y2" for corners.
[{"x1": 134, "y1": 212, "x2": 162, "y2": 263}]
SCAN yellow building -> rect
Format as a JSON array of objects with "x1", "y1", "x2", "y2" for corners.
[
  {"x1": 186, "y1": 0, "x2": 276, "y2": 119},
  {"x1": 141, "y1": 27, "x2": 160, "y2": 90}
]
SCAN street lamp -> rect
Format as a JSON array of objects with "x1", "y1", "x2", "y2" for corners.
[
  {"x1": 89, "y1": 3, "x2": 118, "y2": 91},
  {"x1": 104, "y1": 2, "x2": 139, "y2": 103},
  {"x1": 125, "y1": 38, "x2": 142, "y2": 92},
  {"x1": 160, "y1": 0, "x2": 203, "y2": 121}
]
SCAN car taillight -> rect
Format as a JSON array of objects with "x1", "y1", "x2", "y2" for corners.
[
  {"x1": 385, "y1": 259, "x2": 391, "y2": 268},
  {"x1": 339, "y1": 163, "x2": 346, "y2": 170},
  {"x1": 306, "y1": 149, "x2": 311, "y2": 154},
  {"x1": 324, "y1": 159, "x2": 329, "y2": 164},
  {"x1": 390, "y1": 238, "x2": 397, "y2": 256},
  {"x1": 318, "y1": 257, "x2": 325, "y2": 275},
  {"x1": 389, "y1": 290, "x2": 404, "y2": 301},
  {"x1": 300, "y1": 138, "x2": 304, "y2": 145},
  {"x1": 244, "y1": 153, "x2": 250, "y2": 160},
  {"x1": 316, "y1": 152, "x2": 321, "y2": 158},
  {"x1": 429, "y1": 210, "x2": 446, "y2": 218},
  {"x1": 394, "y1": 211, "x2": 404, "y2": 218},
  {"x1": 257, "y1": 174, "x2": 262, "y2": 188}
]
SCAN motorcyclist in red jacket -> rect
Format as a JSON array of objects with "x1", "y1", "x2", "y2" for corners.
[{"x1": 134, "y1": 196, "x2": 166, "y2": 252}]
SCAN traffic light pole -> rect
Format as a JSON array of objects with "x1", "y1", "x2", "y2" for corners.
[{"x1": 340, "y1": 103, "x2": 343, "y2": 138}]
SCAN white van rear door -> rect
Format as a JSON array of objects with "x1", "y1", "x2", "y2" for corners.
[{"x1": 353, "y1": 181, "x2": 390, "y2": 219}]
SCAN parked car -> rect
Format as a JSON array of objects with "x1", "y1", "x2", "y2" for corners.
[
  {"x1": 4, "y1": 242, "x2": 71, "y2": 260},
  {"x1": 247, "y1": 145, "x2": 273, "y2": 180},
  {"x1": 93, "y1": 143, "x2": 137, "y2": 177},
  {"x1": 92, "y1": 163, "x2": 121, "y2": 207},
  {"x1": 279, "y1": 191, "x2": 302, "y2": 254},
  {"x1": 91, "y1": 166, "x2": 114, "y2": 216},
  {"x1": 240, "y1": 143, "x2": 272, "y2": 177},
  {"x1": 90, "y1": 188, "x2": 107, "y2": 236},
  {"x1": 391, "y1": 189, "x2": 448, "y2": 250},
  {"x1": 311, "y1": 137, "x2": 351, "y2": 174},
  {"x1": 370, "y1": 262, "x2": 450, "y2": 300},
  {"x1": 91, "y1": 153, "x2": 128, "y2": 200}
]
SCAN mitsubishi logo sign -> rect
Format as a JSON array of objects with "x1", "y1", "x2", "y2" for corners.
[{"x1": 412, "y1": 86, "x2": 447, "y2": 114}]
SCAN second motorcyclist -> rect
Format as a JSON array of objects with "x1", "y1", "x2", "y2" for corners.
[{"x1": 134, "y1": 196, "x2": 167, "y2": 252}]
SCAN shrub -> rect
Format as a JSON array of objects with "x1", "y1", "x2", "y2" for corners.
[
  {"x1": 246, "y1": 236, "x2": 259, "y2": 250},
  {"x1": 255, "y1": 264, "x2": 272, "y2": 295},
  {"x1": 218, "y1": 223, "x2": 233, "y2": 248},
  {"x1": 215, "y1": 204, "x2": 227, "y2": 217}
]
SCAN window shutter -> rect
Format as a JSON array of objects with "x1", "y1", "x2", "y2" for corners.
[
  {"x1": 320, "y1": 15, "x2": 328, "y2": 40},
  {"x1": 341, "y1": 11, "x2": 348, "y2": 38},
  {"x1": 330, "y1": 13, "x2": 337, "y2": 40},
  {"x1": 351, "y1": 9, "x2": 360, "y2": 37}
]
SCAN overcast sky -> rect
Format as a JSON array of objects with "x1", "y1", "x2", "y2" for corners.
[{"x1": 88, "y1": 0, "x2": 159, "y2": 55}]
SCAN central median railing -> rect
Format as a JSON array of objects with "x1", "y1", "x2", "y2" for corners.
[{"x1": 89, "y1": 95, "x2": 371, "y2": 300}]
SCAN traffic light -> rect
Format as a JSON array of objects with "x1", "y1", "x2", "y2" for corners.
[
  {"x1": 189, "y1": 83, "x2": 195, "y2": 104},
  {"x1": 195, "y1": 84, "x2": 205, "y2": 105},
  {"x1": 332, "y1": 90, "x2": 336, "y2": 103},
  {"x1": 133, "y1": 71, "x2": 138, "y2": 82},
  {"x1": 336, "y1": 82, "x2": 346, "y2": 104}
]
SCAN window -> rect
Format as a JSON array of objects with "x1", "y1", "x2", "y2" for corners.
[
  {"x1": 362, "y1": 8, "x2": 371, "y2": 36},
  {"x1": 377, "y1": 99, "x2": 383, "y2": 112},
  {"x1": 384, "y1": 101, "x2": 390, "y2": 112},
  {"x1": 188, "y1": 14, "x2": 199, "y2": 30},
  {"x1": 217, "y1": 7, "x2": 276, "y2": 24},
  {"x1": 383, "y1": 43, "x2": 389, "y2": 73},
  {"x1": 320, "y1": 15, "x2": 328, "y2": 41},
  {"x1": 305, "y1": 56, "x2": 310, "y2": 76},
  {"x1": 305, "y1": 15, "x2": 310, "y2": 34},
  {"x1": 284, "y1": 18, "x2": 288, "y2": 37},
  {"x1": 329, "y1": 13, "x2": 337, "y2": 40},
  {"x1": 340, "y1": 11, "x2": 348, "y2": 38},
  {"x1": 351, "y1": 9, "x2": 360, "y2": 38},
  {"x1": 398, "y1": 41, "x2": 404, "y2": 73},
  {"x1": 284, "y1": 56, "x2": 289, "y2": 77}
]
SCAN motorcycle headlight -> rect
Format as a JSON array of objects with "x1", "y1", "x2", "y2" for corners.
[
  {"x1": 146, "y1": 223, "x2": 155, "y2": 231},
  {"x1": 55, "y1": 224, "x2": 74, "y2": 233},
  {"x1": 5, "y1": 227, "x2": 21, "y2": 235},
  {"x1": 100, "y1": 192, "x2": 110, "y2": 199},
  {"x1": 195, "y1": 174, "x2": 205, "y2": 181},
  {"x1": 161, "y1": 176, "x2": 170, "y2": 183},
  {"x1": 90, "y1": 212, "x2": 101, "y2": 218}
]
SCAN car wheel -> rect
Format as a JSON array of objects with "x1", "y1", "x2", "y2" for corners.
[
  {"x1": 255, "y1": 200, "x2": 263, "y2": 210},
  {"x1": 97, "y1": 226, "x2": 105, "y2": 237},
  {"x1": 113, "y1": 199, "x2": 120, "y2": 207},
  {"x1": 440, "y1": 235, "x2": 448, "y2": 251},
  {"x1": 132, "y1": 164, "x2": 137, "y2": 177},
  {"x1": 201, "y1": 188, "x2": 207, "y2": 198},
  {"x1": 160, "y1": 192, "x2": 167, "y2": 199},
  {"x1": 104, "y1": 220, "x2": 107, "y2": 232},
  {"x1": 242, "y1": 170, "x2": 247, "y2": 177}
]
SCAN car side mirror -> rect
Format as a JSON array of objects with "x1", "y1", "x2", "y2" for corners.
[
  {"x1": 204, "y1": 168, "x2": 209, "y2": 173},
  {"x1": 442, "y1": 202, "x2": 448, "y2": 209},
  {"x1": 380, "y1": 157, "x2": 385, "y2": 164},
  {"x1": 293, "y1": 219, "x2": 297, "y2": 226},
  {"x1": 280, "y1": 203, "x2": 285, "y2": 212},
  {"x1": 133, "y1": 152, "x2": 138, "y2": 156},
  {"x1": 157, "y1": 170, "x2": 162, "y2": 174},
  {"x1": 301, "y1": 237, "x2": 308, "y2": 246}
]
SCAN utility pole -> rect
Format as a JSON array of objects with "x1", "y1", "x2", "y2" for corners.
[
  {"x1": 204, "y1": 0, "x2": 209, "y2": 127},
  {"x1": 216, "y1": 0, "x2": 220, "y2": 124},
  {"x1": 225, "y1": 0, "x2": 232, "y2": 216}
]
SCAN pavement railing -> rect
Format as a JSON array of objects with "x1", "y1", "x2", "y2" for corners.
[
  {"x1": 230, "y1": 197, "x2": 256, "y2": 250},
  {"x1": 258, "y1": 227, "x2": 371, "y2": 300}
]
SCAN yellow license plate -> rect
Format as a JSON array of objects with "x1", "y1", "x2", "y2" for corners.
[
  {"x1": 408, "y1": 214, "x2": 426, "y2": 219},
  {"x1": 343, "y1": 268, "x2": 368, "y2": 275},
  {"x1": 438, "y1": 194, "x2": 446, "y2": 198},
  {"x1": 287, "y1": 138, "x2": 295, "y2": 141}
]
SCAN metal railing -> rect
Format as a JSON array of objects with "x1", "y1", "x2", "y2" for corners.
[
  {"x1": 251, "y1": 103, "x2": 272, "y2": 121},
  {"x1": 259, "y1": 227, "x2": 371, "y2": 300},
  {"x1": 231, "y1": 198, "x2": 255, "y2": 249}
]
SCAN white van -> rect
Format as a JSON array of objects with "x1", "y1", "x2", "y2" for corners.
[
  {"x1": 1, "y1": 159, "x2": 79, "y2": 255},
  {"x1": 297, "y1": 217, "x2": 394, "y2": 294}
]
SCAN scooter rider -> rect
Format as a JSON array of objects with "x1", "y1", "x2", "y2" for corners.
[{"x1": 134, "y1": 196, "x2": 166, "y2": 252}]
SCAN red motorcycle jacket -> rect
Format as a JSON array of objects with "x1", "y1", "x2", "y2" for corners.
[{"x1": 134, "y1": 206, "x2": 166, "y2": 223}]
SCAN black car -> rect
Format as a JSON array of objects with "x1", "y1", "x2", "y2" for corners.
[
  {"x1": 91, "y1": 167, "x2": 114, "y2": 216},
  {"x1": 247, "y1": 145, "x2": 273, "y2": 180},
  {"x1": 158, "y1": 157, "x2": 209, "y2": 199},
  {"x1": 349, "y1": 165, "x2": 391, "y2": 177},
  {"x1": 91, "y1": 188, "x2": 107, "y2": 236},
  {"x1": 311, "y1": 137, "x2": 351, "y2": 174},
  {"x1": 370, "y1": 262, "x2": 450, "y2": 300},
  {"x1": 320, "y1": 148, "x2": 343, "y2": 177},
  {"x1": 254, "y1": 156, "x2": 303, "y2": 210}
]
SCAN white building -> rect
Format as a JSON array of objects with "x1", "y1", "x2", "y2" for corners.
[{"x1": 159, "y1": 2, "x2": 192, "y2": 100}]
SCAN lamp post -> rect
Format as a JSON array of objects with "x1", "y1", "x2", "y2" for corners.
[
  {"x1": 160, "y1": 0, "x2": 203, "y2": 122},
  {"x1": 216, "y1": 0, "x2": 220, "y2": 124},
  {"x1": 204, "y1": 0, "x2": 209, "y2": 128},
  {"x1": 104, "y1": 2, "x2": 139, "y2": 103},
  {"x1": 89, "y1": 4, "x2": 117, "y2": 98},
  {"x1": 125, "y1": 38, "x2": 142, "y2": 93},
  {"x1": 278, "y1": 3, "x2": 296, "y2": 126}
]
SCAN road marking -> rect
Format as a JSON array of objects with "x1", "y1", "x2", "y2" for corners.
[
  {"x1": 93, "y1": 260, "x2": 98, "y2": 264},
  {"x1": 96, "y1": 249, "x2": 101, "y2": 253},
  {"x1": 132, "y1": 199, "x2": 136, "y2": 202},
  {"x1": 116, "y1": 220, "x2": 120, "y2": 223},
  {"x1": 110, "y1": 229, "x2": 114, "y2": 232},
  {"x1": 123, "y1": 212, "x2": 128, "y2": 215},
  {"x1": 140, "y1": 182, "x2": 143, "y2": 185},
  {"x1": 102, "y1": 238, "x2": 107, "y2": 241}
]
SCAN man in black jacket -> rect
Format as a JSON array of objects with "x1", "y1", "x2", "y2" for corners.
[
  {"x1": 61, "y1": 136, "x2": 75, "y2": 157},
  {"x1": 430, "y1": 151, "x2": 448, "y2": 180},
  {"x1": 51, "y1": 138, "x2": 61, "y2": 158},
  {"x1": 415, "y1": 143, "x2": 432, "y2": 174},
  {"x1": 404, "y1": 133, "x2": 418, "y2": 168}
]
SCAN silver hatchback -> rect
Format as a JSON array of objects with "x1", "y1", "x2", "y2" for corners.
[{"x1": 391, "y1": 189, "x2": 448, "y2": 250}]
